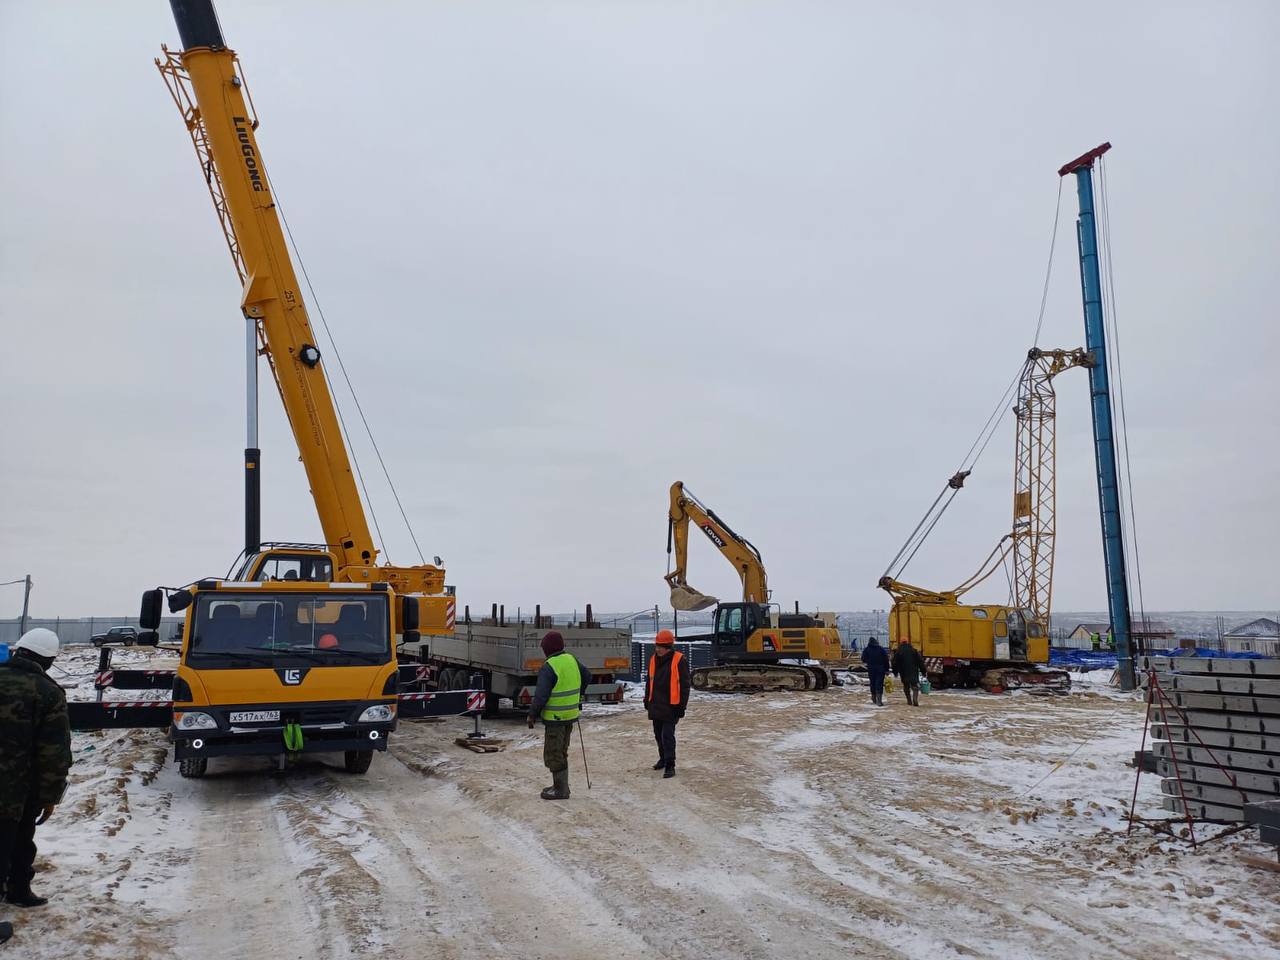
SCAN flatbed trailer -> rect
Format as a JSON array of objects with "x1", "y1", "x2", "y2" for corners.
[{"x1": 400, "y1": 614, "x2": 631, "y2": 714}]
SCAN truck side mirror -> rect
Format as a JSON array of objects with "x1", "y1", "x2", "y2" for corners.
[
  {"x1": 168, "y1": 588, "x2": 194, "y2": 613},
  {"x1": 140, "y1": 589, "x2": 164, "y2": 630},
  {"x1": 401, "y1": 596, "x2": 420, "y2": 632},
  {"x1": 136, "y1": 631, "x2": 160, "y2": 647},
  {"x1": 402, "y1": 630, "x2": 421, "y2": 646}
]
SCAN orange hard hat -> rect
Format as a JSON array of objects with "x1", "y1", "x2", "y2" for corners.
[
  {"x1": 655, "y1": 629, "x2": 675, "y2": 646},
  {"x1": 317, "y1": 633, "x2": 339, "y2": 650}
]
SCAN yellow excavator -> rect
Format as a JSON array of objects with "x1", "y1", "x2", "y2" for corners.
[{"x1": 665, "y1": 482, "x2": 842, "y2": 691}]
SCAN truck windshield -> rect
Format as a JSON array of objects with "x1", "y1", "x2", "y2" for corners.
[{"x1": 186, "y1": 592, "x2": 390, "y2": 668}]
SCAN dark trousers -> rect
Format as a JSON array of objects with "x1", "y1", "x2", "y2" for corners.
[
  {"x1": 0, "y1": 801, "x2": 39, "y2": 894},
  {"x1": 543, "y1": 722, "x2": 574, "y2": 774},
  {"x1": 651, "y1": 718, "x2": 678, "y2": 764},
  {"x1": 900, "y1": 678, "x2": 920, "y2": 705},
  {"x1": 868, "y1": 671, "x2": 886, "y2": 699}
]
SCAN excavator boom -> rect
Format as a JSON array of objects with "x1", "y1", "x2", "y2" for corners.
[{"x1": 665, "y1": 481, "x2": 768, "y2": 609}]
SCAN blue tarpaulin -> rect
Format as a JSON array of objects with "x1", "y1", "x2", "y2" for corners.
[{"x1": 1050, "y1": 647, "x2": 1270, "y2": 670}]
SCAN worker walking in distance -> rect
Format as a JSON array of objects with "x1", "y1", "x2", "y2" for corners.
[
  {"x1": 892, "y1": 637, "x2": 927, "y2": 707},
  {"x1": 861, "y1": 637, "x2": 890, "y2": 706},
  {"x1": 527, "y1": 631, "x2": 591, "y2": 801},
  {"x1": 644, "y1": 630, "x2": 691, "y2": 779},
  {"x1": 0, "y1": 629, "x2": 73, "y2": 944}
]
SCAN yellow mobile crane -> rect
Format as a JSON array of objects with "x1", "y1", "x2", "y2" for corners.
[
  {"x1": 878, "y1": 348, "x2": 1089, "y2": 690},
  {"x1": 66, "y1": 1, "x2": 478, "y2": 776},
  {"x1": 666, "y1": 482, "x2": 842, "y2": 691}
]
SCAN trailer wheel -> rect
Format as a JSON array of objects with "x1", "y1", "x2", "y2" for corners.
[
  {"x1": 179, "y1": 757, "x2": 208, "y2": 779},
  {"x1": 344, "y1": 750, "x2": 374, "y2": 774}
]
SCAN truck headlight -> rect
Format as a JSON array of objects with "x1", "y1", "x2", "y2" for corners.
[
  {"x1": 174, "y1": 711, "x2": 217, "y2": 731},
  {"x1": 358, "y1": 704, "x2": 395, "y2": 723}
]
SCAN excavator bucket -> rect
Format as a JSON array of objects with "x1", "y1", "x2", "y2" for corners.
[{"x1": 670, "y1": 584, "x2": 718, "y2": 612}]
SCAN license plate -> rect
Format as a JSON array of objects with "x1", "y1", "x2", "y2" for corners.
[{"x1": 229, "y1": 710, "x2": 280, "y2": 724}]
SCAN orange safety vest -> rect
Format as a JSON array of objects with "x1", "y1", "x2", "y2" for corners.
[{"x1": 647, "y1": 649, "x2": 684, "y2": 705}]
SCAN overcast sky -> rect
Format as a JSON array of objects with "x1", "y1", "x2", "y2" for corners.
[{"x1": 1, "y1": 0, "x2": 1276, "y2": 619}]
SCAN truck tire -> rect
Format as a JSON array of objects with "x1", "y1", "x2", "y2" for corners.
[
  {"x1": 344, "y1": 750, "x2": 374, "y2": 774},
  {"x1": 179, "y1": 757, "x2": 208, "y2": 779}
]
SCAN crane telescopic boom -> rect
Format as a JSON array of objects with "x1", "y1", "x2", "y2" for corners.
[{"x1": 158, "y1": 0, "x2": 448, "y2": 609}]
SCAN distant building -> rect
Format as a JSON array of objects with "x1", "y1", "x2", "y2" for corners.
[
  {"x1": 1224, "y1": 617, "x2": 1280, "y2": 657},
  {"x1": 1060, "y1": 619, "x2": 1175, "y2": 651},
  {"x1": 1068, "y1": 622, "x2": 1112, "y2": 646}
]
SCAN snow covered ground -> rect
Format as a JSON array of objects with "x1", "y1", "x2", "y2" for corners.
[{"x1": 11, "y1": 650, "x2": 1279, "y2": 959}]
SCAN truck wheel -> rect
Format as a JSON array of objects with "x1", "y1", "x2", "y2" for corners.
[
  {"x1": 179, "y1": 757, "x2": 208, "y2": 779},
  {"x1": 344, "y1": 750, "x2": 374, "y2": 774}
]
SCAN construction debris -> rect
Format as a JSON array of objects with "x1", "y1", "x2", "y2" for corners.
[{"x1": 454, "y1": 737, "x2": 508, "y2": 754}]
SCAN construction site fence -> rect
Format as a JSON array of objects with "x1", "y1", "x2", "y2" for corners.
[{"x1": 1, "y1": 617, "x2": 184, "y2": 647}]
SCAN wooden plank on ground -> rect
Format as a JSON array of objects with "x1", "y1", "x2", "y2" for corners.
[
  {"x1": 454, "y1": 737, "x2": 507, "y2": 753},
  {"x1": 1242, "y1": 854, "x2": 1280, "y2": 872}
]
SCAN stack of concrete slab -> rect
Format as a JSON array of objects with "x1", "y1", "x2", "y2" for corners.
[{"x1": 1138, "y1": 655, "x2": 1280, "y2": 822}]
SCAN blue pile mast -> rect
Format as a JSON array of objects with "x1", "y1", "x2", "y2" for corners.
[{"x1": 1059, "y1": 142, "x2": 1136, "y2": 691}]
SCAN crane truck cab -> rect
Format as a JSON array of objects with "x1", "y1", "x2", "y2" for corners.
[
  {"x1": 232, "y1": 544, "x2": 456, "y2": 637},
  {"x1": 142, "y1": 579, "x2": 413, "y2": 778}
]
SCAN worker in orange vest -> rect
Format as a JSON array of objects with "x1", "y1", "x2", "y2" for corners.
[{"x1": 644, "y1": 630, "x2": 691, "y2": 778}]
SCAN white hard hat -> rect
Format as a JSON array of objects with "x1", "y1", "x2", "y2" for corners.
[{"x1": 16, "y1": 627, "x2": 60, "y2": 658}]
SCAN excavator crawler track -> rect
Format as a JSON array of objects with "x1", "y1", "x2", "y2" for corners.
[{"x1": 691, "y1": 663, "x2": 828, "y2": 694}]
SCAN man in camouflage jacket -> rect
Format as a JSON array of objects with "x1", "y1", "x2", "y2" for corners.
[{"x1": 0, "y1": 628, "x2": 73, "y2": 924}]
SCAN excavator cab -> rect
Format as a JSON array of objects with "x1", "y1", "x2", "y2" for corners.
[{"x1": 712, "y1": 602, "x2": 771, "y2": 661}]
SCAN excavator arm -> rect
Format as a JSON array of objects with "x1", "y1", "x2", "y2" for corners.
[{"x1": 665, "y1": 481, "x2": 769, "y2": 611}]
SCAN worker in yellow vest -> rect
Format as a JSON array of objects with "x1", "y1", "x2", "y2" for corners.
[
  {"x1": 527, "y1": 631, "x2": 592, "y2": 800},
  {"x1": 644, "y1": 630, "x2": 691, "y2": 779}
]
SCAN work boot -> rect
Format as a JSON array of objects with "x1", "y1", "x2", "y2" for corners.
[
  {"x1": 652, "y1": 758, "x2": 666, "y2": 771},
  {"x1": 5, "y1": 889, "x2": 47, "y2": 909},
  {"x1": 0, "y1": 920, "x2": 11, "y2": 944},
  {"x1": 663, "y1": 763, "x2": 676, "y2": 779},
  {"x1": 540, "y1": 769, "x2": 570, "y2": 800}
]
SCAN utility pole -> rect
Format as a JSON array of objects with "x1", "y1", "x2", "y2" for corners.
[{"x1": 19, "y1": 575, "x2": 31, "y2": 636}]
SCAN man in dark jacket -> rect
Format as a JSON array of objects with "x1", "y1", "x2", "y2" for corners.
[
  {"x1": 860, "y1": 637, "x2": 889, "y2": 706},
  {"x1": 892, "y1": 638, "x2": 927, "y2": 706},
  {"x1": 643, "y1": 630, "x2": 691, "y2": 778},
  {"x1": 527, "y1": 631, "x2": 592, "y2": 800},
  {"x1": 0, "y1": 629, "x2": 73, "y2": 944}
]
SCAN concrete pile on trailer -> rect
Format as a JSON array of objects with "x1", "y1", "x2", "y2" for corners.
[{"x1": 1139, "y1": 654, "x2": 1280, "y2": 822}]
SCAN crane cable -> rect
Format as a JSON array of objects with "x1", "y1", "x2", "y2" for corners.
[
  {"x1": 884, "y1": 181, "x2": 1066, "y2": 583},
  {"x1": 271, "y1": 193, "x2": 429, "y2": 568},
  {"x1": 1096, "y1": 157, "x2": 1149, "y2": 633}
]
